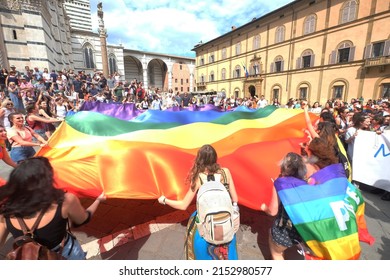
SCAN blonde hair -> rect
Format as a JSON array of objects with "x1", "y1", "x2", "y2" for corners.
[{"x1": 1, "y1": 99, "x2": 12, "y2": 108}]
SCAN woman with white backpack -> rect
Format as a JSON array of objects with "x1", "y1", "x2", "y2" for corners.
[{"x1": 158, "y1": 144, "x2": 239, "y2": 260}]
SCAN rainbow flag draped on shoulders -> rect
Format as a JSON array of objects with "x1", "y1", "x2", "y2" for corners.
[
  {"x1": 36, "y1": 105, "x2": 316, "y2": 210},
  {"x1": 275, "y1": 163, "x2": 375, "y2": 260}
]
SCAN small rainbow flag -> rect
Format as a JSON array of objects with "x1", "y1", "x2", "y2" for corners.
[{"x1": 275, "y1": 163, "x2": 375, "y2": 260}]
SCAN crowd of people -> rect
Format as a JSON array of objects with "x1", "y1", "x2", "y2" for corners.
[{"x1": 0, "y1": 64, "x2": 389, "y2": 260}]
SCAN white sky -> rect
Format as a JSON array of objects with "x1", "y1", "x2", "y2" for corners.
[{"x1": 89, "y1": 0, "x2": 295, "y2": 58}]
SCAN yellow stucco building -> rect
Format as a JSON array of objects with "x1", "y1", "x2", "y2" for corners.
[{"x1": 192, "y1": 0, "x2": 390, "y2": 106}]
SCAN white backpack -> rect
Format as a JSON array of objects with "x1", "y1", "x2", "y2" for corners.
[{"x1": 196, "y1": 173, "x2": 239, "y2": 245}]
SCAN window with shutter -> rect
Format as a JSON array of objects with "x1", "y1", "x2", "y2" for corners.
[
  {"x1": 348, "y1": 46, "x2": 355, "y2": 61},
  {"x1": 372, "y1": 42, "x2": 385, "y2": 57},
  {"x1": 330, "y1": 50, "x2": 337, "y2": 64},
  {"x1": 339, "y1": 48, "x2": 350, "y2": 63},
  {"x1": 381, "y1": 83, "x2": 390, "y2": 99},
  {"x1": 364, "y1": 44, "x2": 372, "y2": 59},
  {"x1": 333, "y1": 86, "x2": 344, "y2": 99},
  {"x1": 275, "y1": 61, "x2": 282, "y2": 72},
  {"x1": 236, "y1": 43, "x2": 241, "y2": 55},
  {"x1": 253, "y1": 35, "x2": 260, "y2": 50},
  {"x1": 275, "y1": 26, "x2": 285, "y2": 43},
  {"x1": 299, "y1": 87, "x2": 308, "y2": 100},
  {"x1": 221, "y1": 68, "x2": 226, "y2": 80},
  {"x1": 341, "y1": 0, "x2": 358, "y2": 24},
  {"x1": 384, "y1": 40, "x2": 390, "y2": 56},
  {"x1": 272, "y1": 88, "x2": 280, "y2": 100},
  {"x1": 303, "y1": 55, "x2": 311, "y2": 68},
  {"x1": 296, "y1": 57, "x2": 302, "y2": 69},
  {"x1": 221, "y1": 48, "x2": 227, "y2": 59},
  {"x1": 209, "y1": 54, "x2": 215, "y2": 63},
  {"x1": 235, "y1": 66, "x2": 241, "y2": 78},
  {"x1": 304, "y1": 14, "x2": 316, "y2": 35}
]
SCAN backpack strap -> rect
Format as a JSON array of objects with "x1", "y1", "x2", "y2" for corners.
[
  {"x1": 199, "y1": 173, "x2": 207, "y2": 185},
  {"x1": 219, "y1": 169, "x2": 230, "y2": 191},
  {"x1": 199, "y1": 170, "x2": 229, "y2": 190},
  {"x1": 16, "y1": 208, "x2": 46, "y2": 237}
]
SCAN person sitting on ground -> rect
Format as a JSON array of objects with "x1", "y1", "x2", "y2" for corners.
[{"x1": 0, "y1": 156, "x2": 106, "y2": 259}]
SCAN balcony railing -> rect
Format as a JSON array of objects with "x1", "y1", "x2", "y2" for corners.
[{"x1": 364, "y1": 56, "x2": 390, "y2": 68}]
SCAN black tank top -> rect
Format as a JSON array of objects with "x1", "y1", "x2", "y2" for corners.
[{"x1": 6, "y1": 202, "x2": 68, "y2": 249}]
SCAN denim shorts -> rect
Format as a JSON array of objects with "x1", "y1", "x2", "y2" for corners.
[
  {"x1": 52, "y1": 232, "x2": 87, "y2": 260},
  {"x1": 10, "y1": 146, "x2": 36, "y2": 163}
]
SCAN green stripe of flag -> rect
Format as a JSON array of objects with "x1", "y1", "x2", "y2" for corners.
[{"x1": 295, "y1": 217, "x2": 358, "y2": 242}]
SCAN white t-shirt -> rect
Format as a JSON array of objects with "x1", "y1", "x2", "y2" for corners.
[
  {"x1": 55, "y1": 104, "x2": 67, "y2": 118},
  {"x1": 257, "y1": 99, "x2": 268, "y2": 108}
]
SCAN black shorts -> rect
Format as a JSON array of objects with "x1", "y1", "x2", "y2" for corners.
[{"x1": 271, "y1": 214, "x2": 302, "y2": 248}]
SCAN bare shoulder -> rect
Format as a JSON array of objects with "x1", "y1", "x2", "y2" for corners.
[
  {"x1": 220, "y1": 167, "x2": 232, "y2": 176},
  {"x1": 63, "y1": 192, "x2": 78, "y2": 206}
]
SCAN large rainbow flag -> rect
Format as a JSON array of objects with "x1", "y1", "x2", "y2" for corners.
[
  {"x1": 275, "y1": 163, "x2": 375, "y2": 260},
  {"x1": 36, "y1": 105, "x2": 314, "y2": 210}
]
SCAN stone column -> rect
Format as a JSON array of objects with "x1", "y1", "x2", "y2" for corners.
[
  {"x1": 97, "y1": 2, "x2": 109, "y2": 77},
  {"x1": 166, "y1": 58, "x2": 173, "y2": 91},
  {"x1": 188, "y1": 62, "x2": 195, "y2": 92},
  {"x1": 141, "y1": 54, "x2": 148, "y2": 89}
]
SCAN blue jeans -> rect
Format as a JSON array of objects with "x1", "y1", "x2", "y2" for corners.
[
  {"x1": 10, "y1": 146, "x2": 36, "y2": 163},
  {"x1": 53, "y1": 232, "x2": 86, "y2": 260}
]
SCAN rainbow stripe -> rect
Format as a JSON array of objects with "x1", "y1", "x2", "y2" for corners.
[
  {"x1": 37, "y1": 106, "x2": 315, "y2": 210},
  {"x1": 275, "y1": 163, "x2": 374, "y2": 260}
]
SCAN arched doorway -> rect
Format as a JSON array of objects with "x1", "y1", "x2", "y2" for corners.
[
  {"x1": 249, "y1": 85, "x2": 256, "y2": 97},
  {"x1": 148, "y1": 59, "x2": 167, "y2": 90},
  {"x1": 124, "y1": 56, "x2": 142, "y2": 82}
]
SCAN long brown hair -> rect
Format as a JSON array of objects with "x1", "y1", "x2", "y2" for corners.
[
  {"x1": 317, "y1": 121, "x2": 338, "y2": 148},
  {"x1": 186, "y1": 144, "x2": 220, "y2": 191},
  {"x1": 308, "y1": 137, "x2": 338, "y2": 169}
]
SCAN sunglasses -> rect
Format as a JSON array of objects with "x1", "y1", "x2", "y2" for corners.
[{"x1": 6, "y1": 103, "x2": 13, "y2": 106}]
